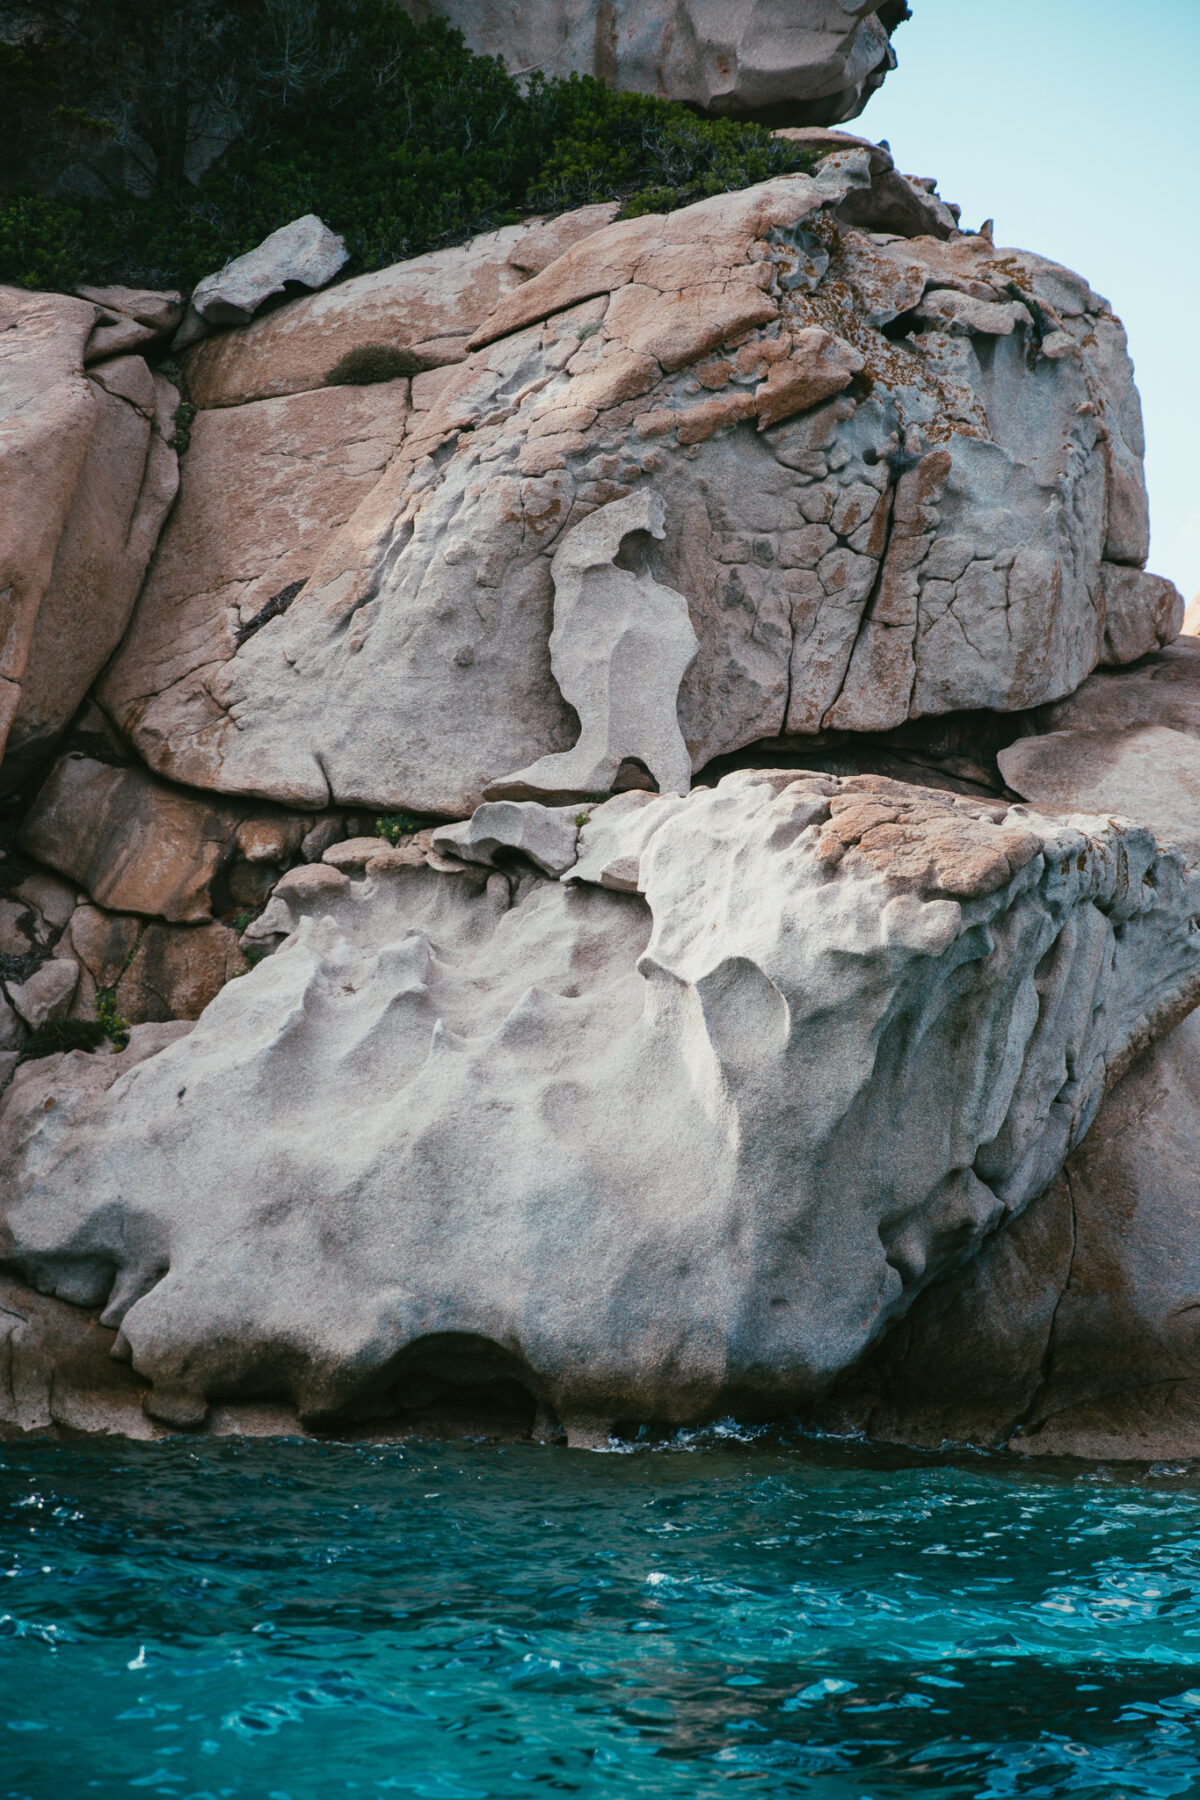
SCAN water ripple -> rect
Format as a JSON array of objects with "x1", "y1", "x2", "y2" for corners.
[{"x1": 4, "y1": 1435, "x2": 1200, "y2": 1796}]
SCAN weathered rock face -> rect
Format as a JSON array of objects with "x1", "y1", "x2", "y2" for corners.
[
  {"x1": 98, "y1": 380, "x2": 410, "y2": 767},
  {"x1": 77, "y1": 284, "x2": 184, "y2": 363},
  {"x1": 823, "y1": 1008, "x2": 1200, "y2": 1460},
  {"x1": 191, "y1": 215, "x2": 348, "y2": 328},
  {"x1": 401, "y1": 0, "x2": 907, "y2": 124},
  {"x1": 17, "y1": 748, "x2": 343, "y2": 923},
  {"x1": 2, "y1": 771, "x2": 1197, "y2": 1436},
  {"x1": 58, "y1": 903, "x2": 248, "y2": 1026},
  {"x1": 1000, "y1": 637, "x2": 1200, "y2": 853},
  {"x1": 182, "y1": 206, "x2": 622, "y2": 409},
  {"x1": 97, "y1": 158, "x2": 1178, "y2": 815},
  {"x1": 0, "y1": 289, "x2": 179, "y2": 787}
]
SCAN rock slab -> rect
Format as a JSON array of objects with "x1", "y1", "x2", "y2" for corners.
[{"x1": 0, "y1": 289, "x2": 179, "y2": 786}]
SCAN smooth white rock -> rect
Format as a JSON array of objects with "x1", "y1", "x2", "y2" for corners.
[{"x1": 3, "y1": 772, "x2": 1198, "y2": 1433}]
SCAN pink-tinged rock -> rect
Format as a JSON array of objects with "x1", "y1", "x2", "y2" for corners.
[
  {"x1": 0, "y1": 290, "x2": 178, "y2": 786},
  {"x1": 98, "y1": 381, "x2": 410, "y2": 796},
  {"x1": 19, "y1": 755, "x2": 245, "y2": 923},
  {"x1": 998, "y1": 637, "x2": 1200, "y2": 854},
  {"x1": 184, "y1": 207, "x2": 620, "y2": 409},
  {"x1": 5, "y1": 957, "x2": 78, "y2": 1029},
  {"x1": 93, "y1": 168, "x2": 1178, "y2": 816}
]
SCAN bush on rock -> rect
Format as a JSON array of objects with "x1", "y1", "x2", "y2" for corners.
[{"x1": 0, "y1": 0, "x2": 818, "y2": 293}]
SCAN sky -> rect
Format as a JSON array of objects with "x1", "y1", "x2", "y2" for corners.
[{"x1": 857, "y1": 0, "x2": 1199, "y2": 604}]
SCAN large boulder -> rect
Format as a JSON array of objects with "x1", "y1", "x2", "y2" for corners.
[
  {"x1": 2, "y1": 771, "x2": 1197, "y2": 1437},
  {"x1": 401, "y1": 0, "x2": 907, "y2": 125},
  {"x1": 0, "y1": 289, "x2": 179, "y2": 788},
  {"x1": 822, "y1": 1007, "x2": 1200, "y2": 1461},
  {"x1": 97, "y1": 155, "x2": 1179, "y2": 815}
]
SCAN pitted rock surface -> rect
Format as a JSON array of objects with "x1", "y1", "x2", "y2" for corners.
[
  {"x1": 183, "y1": 207, "x2": 622, "y2": 409},
  {"x1": 3, "y1": 772, "x2": 1197, "y2": 1436},
  {"x1": 97, "y1": 161, "x2": 1179, "y2": 816}
]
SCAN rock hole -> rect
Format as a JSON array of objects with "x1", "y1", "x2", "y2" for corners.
[
  {"x1": 612, "y1": 758, "x2": 658, "y2": 793},
  {"x1": 343, "y1": 1332, "x2": 545, "y2": 1440}
]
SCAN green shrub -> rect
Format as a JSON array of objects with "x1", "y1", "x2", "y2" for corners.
[
  {"x1": 167, "y1": 399, "x2": 196, "y2": 453},
  {"x1": 0, "y1": 193, "x2": 86, "y2": 291},
  {"x1": 376, "y1": 812, "x2": 423, "y2": 844},
  {"x1": 22, "y1": 1018, "x2": 107, "y2": 1059},
  {"x1": 0, "y1": 2, "x2": 819, "y2": 295},
  {"x1": 95, "y1": 988, "x2": 130, "y2": 1050}
]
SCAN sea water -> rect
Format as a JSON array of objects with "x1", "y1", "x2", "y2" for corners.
[{"x1": 4, "y1": 1431, "x2": 1200, "y2": 1798}]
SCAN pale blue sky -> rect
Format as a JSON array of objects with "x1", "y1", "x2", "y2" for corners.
[{"x1": 858, "y1": 0, "x2": 1199, "y2": 603}]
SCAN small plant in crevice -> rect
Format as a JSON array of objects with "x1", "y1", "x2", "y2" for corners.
[
  {"x1": 167, "y1": 399, "x2": 197, "y2": 453},
  {"x1": 376, "y1": 812, "x2": 423, "y2": 844},
  {"x1": 95, "y1": 988, "x2": 130, "y2": 1050}
]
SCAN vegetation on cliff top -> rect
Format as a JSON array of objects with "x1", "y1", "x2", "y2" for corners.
[{"x1": 0, "y1": 0, "x2": 818, "y2": 294}]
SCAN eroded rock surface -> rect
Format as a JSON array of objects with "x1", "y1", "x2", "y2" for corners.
[
  {"x1": 0, "y1": 289, "x2": 179, "y2": 786},
  {"x1": 95, "y1": 159, "x2": 1177, "y2": 816},
  {"x1": 3, "y1": 772, "x2": 1197, "y2": 1436},
  {"x1": 402, "y1": 0, "x2": 907, "y2": 124},
  {"x1": 99, "y1": 380, "x2": 410, "y2": 762},
  {"x1": 823, "y1": 1008, "x2": 1200, "y2": 1460}
]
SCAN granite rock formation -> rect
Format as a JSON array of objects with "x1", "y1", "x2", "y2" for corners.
[
  {"x1": 97, "y1": 152, "x2": 1177, "y2": 816},
  {"x1": 3, "y1": 772, "x2": 1198, "y2": 1438},
  {"x1": 999, "y1": 637, "x2": 1200, "y2": 855},
  {"x1": 173, "y1": 215, "x2": 350, "y2": 351},
  {"x1": 0, "y1": 290, "x2": 179, "y2": 788},
  {"x1": 400, "y1": 1, "x2": 908, "y2": 125},
  {"x1": 0, "y1": 101, "x2": 1197, "y2": 1455}
]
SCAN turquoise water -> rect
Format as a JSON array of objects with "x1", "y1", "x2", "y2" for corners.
[{"x1": 5, "y1": 1434, "x2": 1200, "y2": 1798}]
